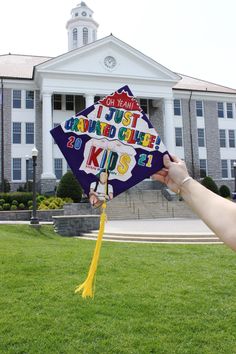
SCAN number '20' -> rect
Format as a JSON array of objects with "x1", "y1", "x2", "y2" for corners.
[{"x1": 67, "y1": 136, "x2": 82, "y2": 150}]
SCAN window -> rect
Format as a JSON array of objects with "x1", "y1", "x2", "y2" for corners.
[
  {"x1": 53, "y1": 94, "x2": 62, "y2": 110},
  {"x1": 229, "y1": 130, "x2": 235, "y2": 148},
  {"x1": 73, "y1": 28, "x2": 77, "y2": 47},
  {"x1": 217, "y1": 102, "x2": 224, "y2": 118},
  {"x1": 26, "y1": 91, "x2": 34, "y2": 109},
  {"x1": 196, "y1": 101, "x2": 203, "y2": 117},
  {"x1": 66, "y1": 95, "x2": 74, "y2": 111},
  {"x1": 219, "y1": 129, "x2": 226, "y2": 147},
  {"x1": 54, "y1": 158, "x2": 63, "y2": 179},
  {"x1": 174, "y1": 99, "x2": 181, "y2": 116},
  {"x1": 12, "y1": 122, "x2": 21, "y2": 144},
  {"x1": 227, "y1": 103, "x2": 233, "y2": 118},
  {"x1": 231, "y1": 160, "x2": 236, "y2": 178},
  {"x1": 83, "y1": 27, "x2": 88, "y2": 45},
  {"x1": 13, "y1": 90, "x2": 21, "y2": 108},
  {"x1": 175, "y1": 127, "x2": 183, "y2": 147},
  {"x1": 140, "y1": 99, "x2": 148, "y2": 114},
  {"x1": 199, "y1": 159, "x2": 207, "y2": 178},
  {"x1": 197, "y1": 128, "x2": 205, "y2": 147},
  {"x1": 26, "y1": 158, "x2": 33, "y2": 180},
  {"x1": 221, "y1": 160, "x2": 228, "y2": 178},
  {"x1": 25, "y1": 122, "x2": 34, "y2": 144},
  {"x1": 13, "y1": 158, "x2": 21, "y2": 180}
]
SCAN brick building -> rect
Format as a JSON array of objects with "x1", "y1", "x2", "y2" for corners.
[{"x1": 0, "y1": 2, "x2": 236, "y2": 193}]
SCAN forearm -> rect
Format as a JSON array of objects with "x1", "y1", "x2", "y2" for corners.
[{"x1": 180, "y1": 179, "x2": 236, "y2": 250}]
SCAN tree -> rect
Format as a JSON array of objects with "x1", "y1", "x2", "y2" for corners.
[
  {"x1": 201, "y1": 176, "x2": 219, "y2": 195},
  {"x1": 56, "y1": 171, "x2": 82, "y2": 202},
  {"x1": 219, "y1": 185, "x2": 231, "y2": 199}
]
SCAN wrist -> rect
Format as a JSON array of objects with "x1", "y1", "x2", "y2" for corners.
[{"x1": 178, "y1": 176, "x2": 193, "y2": 195}]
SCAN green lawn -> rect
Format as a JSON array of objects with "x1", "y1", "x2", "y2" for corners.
[{"x1": 0, "y1": 225, "x2": 236, "y2": 354}]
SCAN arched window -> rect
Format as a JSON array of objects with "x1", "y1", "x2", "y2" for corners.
[
  {"x1": 83, "y1": 27, "x2": 88, "y2": 45},
  {"x1": 73, "y1": 28, "x2": 77, "y2": 48}
]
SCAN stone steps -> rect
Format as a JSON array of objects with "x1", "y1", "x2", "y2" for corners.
[
  {"x1": 80, "y1": 230, "x2": 222, "y2": 244},
  {"x1": 106, "y1": 190, "x2": 196, "y2": 220}
]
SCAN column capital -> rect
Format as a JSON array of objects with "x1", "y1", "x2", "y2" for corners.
[
  {"x1": 41, "y1": 91, "x2": 53, "y2": 100},
  {"x1": 164, "y1": 97, "x2": 174, "y2": 104},
  {"x1": 84, "y1": 93, "x2": 94, "y2": 107}
]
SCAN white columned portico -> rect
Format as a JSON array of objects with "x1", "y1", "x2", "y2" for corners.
[
  {"x1": 163, "y1": 98, "x2": 175, "y2": 154},
  {"x1": 41, "y1": 92, "x2": 56, "y2": 180},
  {"x1": 85, "y1": 94, "x2": 94, "y2": 107}
]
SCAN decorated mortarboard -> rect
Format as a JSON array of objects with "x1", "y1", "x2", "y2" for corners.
[{"x1": 50, "y1": 85, "x2": 168, "y2": 298}]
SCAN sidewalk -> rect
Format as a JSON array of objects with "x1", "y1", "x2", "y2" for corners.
[
  {"x1": 0, "y1": 218, "x2": 212, "y2": 234},
  {"x1": 104, "y1": 218, "x2": 213, "y2": 235}
]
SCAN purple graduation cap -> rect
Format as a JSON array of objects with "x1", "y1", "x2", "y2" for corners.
[{"x1": 50, "y1": 85, "x2": 168, "y2": 207}]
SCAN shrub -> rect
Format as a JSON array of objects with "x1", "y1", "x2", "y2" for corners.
[
  {"x1": 43, "y1": 199, "x2": 50, "y2": 207},
  {"x1": 36, "y1": 195, "x2": 46, "y2": 203},
  {"x1": 24, "y1": 181, "x2": 33, "y2": 192},
  {"x1": 3, "y1": 203, "x2": 10, "y2": 210},
  {"x1": 38, "y1": 196, "x2": 72, "y2": 210},
  {"x1": 56, "y1": 171, "x2": 82, "y2": 202},
  {"x1": 219, "y1": 185, "x2": 231, "y2": 198},
  {"x1": 0, "y1": 192, "x2": 33, "y2": 205},
  {"x1": 27, "y1": 200, "x2": 33, "y2": 207},
  {"x1": 64, "y1": 197, "x2": 74, "y2": 203},
  {"x1": 10, "y1": 205, "x2": 17, "y2": 211},
  {"x1": 18, "y1": 203, "x2": 25, "y2": 210},
  {"x1": 38, "y1": 204, "x2": 49, "y2": 210},
  {"x1": 0, "y1": 205, "x2": 3, "y2": 211},
  {"x1": 0, "y1": 179, "x2": 10, "y2": 193},
  {"x1": 201, "y1": 176, "x2": 219, "y2": 194},
  {"x1": 12, "y1": 200, "x2": 19, "y2": 206},
  {"x1": 0, "y1": 198, "x2": 5, "y2": 205},
  {"x1": 48, "y1": 202, "x2": 58, "y2": 210},
  {"x1": 17, "y1": 186, "x2": 24, "y2": 192}
]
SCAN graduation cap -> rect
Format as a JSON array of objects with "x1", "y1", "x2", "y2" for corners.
[{"x1": 50, "y1": 85, "x2": 168, "y2": 298}]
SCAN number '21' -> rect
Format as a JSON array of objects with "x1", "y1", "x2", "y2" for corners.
[{"x1": 138, "y1": 154, "x2": 153, "y2": 168}]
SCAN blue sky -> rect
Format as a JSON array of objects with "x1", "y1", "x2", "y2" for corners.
[{"x1": 1, "y1": 0, "x2": 236, "y2": 88}]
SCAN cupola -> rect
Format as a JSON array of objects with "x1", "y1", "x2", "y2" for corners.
[{"x1": 66, "y1": 2, "x2": 99, "y2": 51}]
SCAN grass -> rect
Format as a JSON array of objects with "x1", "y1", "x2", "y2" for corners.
[{"x1": 0, "y1": 225, "x2": 236, "y2": 354}]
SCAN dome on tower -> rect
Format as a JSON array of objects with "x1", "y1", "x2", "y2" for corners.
[{"x1": 66, "y1": 2, "x2": 99, "y2": 51}]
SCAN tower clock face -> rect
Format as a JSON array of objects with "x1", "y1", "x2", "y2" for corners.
[
  {"x1": 104, "y1": 56, "x2": 117, "y2": 69},
  {"x1": 82, "y1": 11, "x2": 87, "y2": 16}
]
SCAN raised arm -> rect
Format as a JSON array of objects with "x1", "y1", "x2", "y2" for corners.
[{"x1": 153, "y1": 154, "x2": 236, "y2": 251}]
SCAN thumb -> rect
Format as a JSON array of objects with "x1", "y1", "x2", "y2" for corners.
[{"x1": 163, "y1": 154, "x2": 171, "y2": 168}]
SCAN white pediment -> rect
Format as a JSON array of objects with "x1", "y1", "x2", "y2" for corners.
[{"x1": 36, "y1": 35, "x2": 180, "y2": 84}]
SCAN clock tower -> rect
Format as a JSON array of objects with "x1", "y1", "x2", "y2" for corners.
[{"x1": 66, "y1": 2, "x2": 99, "y2": 51}]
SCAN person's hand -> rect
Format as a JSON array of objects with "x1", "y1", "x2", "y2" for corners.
[{"x1": 152, "y1": 154, "x2": 189, "y2": 193}]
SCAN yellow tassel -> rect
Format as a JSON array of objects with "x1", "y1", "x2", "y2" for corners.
[{"x1": 75, "y1": 202, "x2": 107, "y2": 298}]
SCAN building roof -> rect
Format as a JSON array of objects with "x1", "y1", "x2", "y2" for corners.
[
  {"x1": 0, "y1": 53, "x2": 236, "y2": 95},
  {"x1": 0, "y1": 54, "x2": 51, "y2": 79},
  {"x1": 174, "y1": 73, "x2": 236, "y2": 94}
]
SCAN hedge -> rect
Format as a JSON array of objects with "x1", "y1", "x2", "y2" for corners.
[{"x1": 0, "y1": 192, "x2": 34, "y2": 205}]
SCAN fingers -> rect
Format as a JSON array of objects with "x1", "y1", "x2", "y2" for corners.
[
  {"x1": 163, "y1": 153, "x2": 181, "y2": 168},
  {"x1": 170, "y1": 154, "x2": 181, "y2": 163},
  {"x1": 152, "y1": 174, "x2": 165, "y2": 184}
]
